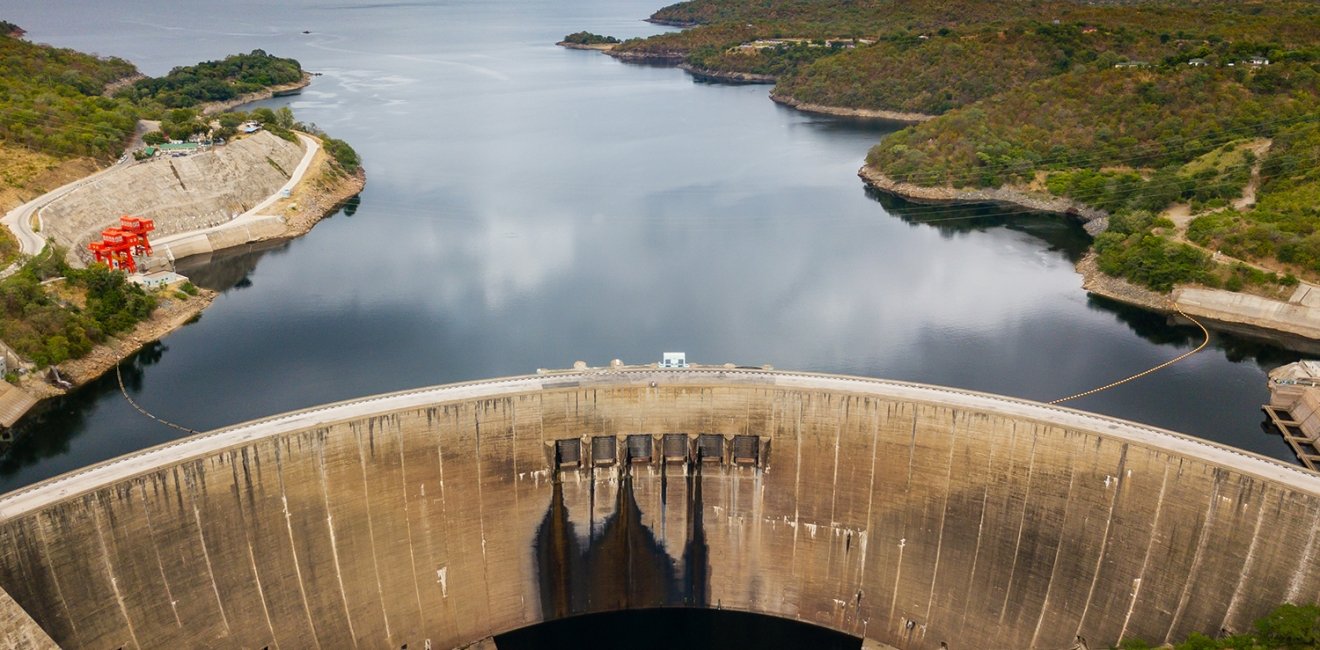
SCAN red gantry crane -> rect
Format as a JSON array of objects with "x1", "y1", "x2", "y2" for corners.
[{"x1": 88, "y1": 215, "x2": 155, "y2": 273}]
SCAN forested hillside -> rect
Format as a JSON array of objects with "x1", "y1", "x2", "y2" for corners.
[
  {"x1": 862, "y1": 58, "x2": 1320, "y2": 286},
  {"x1": 867, "y1": 65, "x2": 1319, "y2": 188},
  {"x1": 0, "y1": 26, "x2": 305, "y2": 162},
  {"x1": 0, "y1": 32, "x2": 137, "y2": 158},
  {"x1": 581, "y1": 0, "x2": 1320, "y2": 292},
  {"x1": 113, "y1": 49, "x2": 303, "y2": 111},
  {"x1": 774, "y1": 26, "x2": 1160, "y2": 116}
]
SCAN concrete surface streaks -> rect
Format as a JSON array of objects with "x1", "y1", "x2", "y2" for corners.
[{"x1": 0, "y1": 367, "x2": 1315, "y2": 649}]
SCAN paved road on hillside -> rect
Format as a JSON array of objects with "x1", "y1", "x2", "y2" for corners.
[{"x1": 0, "y1": 131, "x2": 319, "y2": 276}]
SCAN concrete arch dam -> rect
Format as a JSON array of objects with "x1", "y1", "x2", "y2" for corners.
[{"x1": 0, "y1": 368, "x2": 1318, "y2": 649}]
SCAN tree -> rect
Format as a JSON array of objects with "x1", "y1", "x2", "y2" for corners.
[
  {"x1": 1255, "y1": 603, "x2": 1320, "y2": 648},
  {"x1": 275, "y1": 106, "x2": 295, "y2": 130}
]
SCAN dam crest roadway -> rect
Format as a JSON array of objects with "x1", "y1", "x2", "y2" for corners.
[{"x1": 0, "y1": 365, "x2": 1317, "y2": 649}]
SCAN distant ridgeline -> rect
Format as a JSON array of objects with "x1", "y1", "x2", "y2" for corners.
[
  {"x1": 0, "y1": 24, "x2": 303, "y2": 159},
  {"x1": 574, "y1": 0, "x2": 1320, "y2": 290}
]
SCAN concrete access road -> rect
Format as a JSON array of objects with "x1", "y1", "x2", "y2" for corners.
[
  {"x1": 148, "y1": 132, "x2": 321, "y2": 257},
  {"x1": 0, "y1": 158, "x2": 131, "y2": 266}
]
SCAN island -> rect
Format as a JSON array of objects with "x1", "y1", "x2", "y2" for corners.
[
  {"x1": 0, "y1": 26, "x2": 364, "y2": 424},
  {"x1": 557, "y1": 31, "x2": 621, "y2": 51}
]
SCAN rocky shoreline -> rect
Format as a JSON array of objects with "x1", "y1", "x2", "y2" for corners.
[
  {"x1": 556, "y1": 41, "x2": 617, "y2": 51},
  {"x1": 861, "y1": 164, "x2": 1320, "y2": 351},
  {"x1": 281, "y1": 160, "x2": 366, "y2": 240},
  {"x1": 770, "y1": 92, "x2": 935, "y2": 123},
  {"x1": 1076, "y1": 252, "x2": 1169, "y2": 312},
  {"x1": 18, "y1": 289, "x2": 217, "y2": 401},
  {"x1": 644, "y1": 18, "x2": 699, "y2": 27},
  {"x1": 199, "y1": 72, "x2": 313, "y2": 116},
  {"x1": 858, "y1": 164, "x2": 1110, "y2": 235},
  {"x1": 606, "y1": 49, "x2": 686, "y2": 64},
  {"x1": 679, "y1": 63, "x2": 775, "y2": 84}
]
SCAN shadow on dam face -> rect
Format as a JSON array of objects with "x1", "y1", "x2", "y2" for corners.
[
  {"x1": 535, "y1": 451, "x2": 710, "y2": 618},
  {"x1": 529, "y1": 455, "x2": 859, "y2": 649},
  {"x1": 0, "y1": 368, "x2": 1318, "y2": 650}
]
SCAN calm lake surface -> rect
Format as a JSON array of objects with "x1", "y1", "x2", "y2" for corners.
[{"x1": 0, "y1": 0, "x2": 1305, "y2": 493}]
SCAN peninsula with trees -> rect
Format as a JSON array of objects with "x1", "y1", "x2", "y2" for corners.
[
  {"x1": 566, "y1": 0, "x2": 1320, "y2": 349},
  {"x1": 0, "y1": 23, "x2": 364, "y2": 417}
]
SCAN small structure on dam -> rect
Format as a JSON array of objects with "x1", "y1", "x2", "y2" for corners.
[
  {"x1": 0, "y1": 365, "x2": 1317, "y2": 649},
  {"x1": 1265, "y1": 361, "x2": 1320, "y2": 471}
]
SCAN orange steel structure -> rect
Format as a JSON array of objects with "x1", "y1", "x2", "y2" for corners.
[{"x1": 88, "y1": 216, "x2": 155, "y2": 273}]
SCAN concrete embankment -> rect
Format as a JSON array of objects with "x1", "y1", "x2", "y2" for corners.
[
  {"x1": 1079, "y1": 253, "x2": 1320, "y2": 353},
  {"x1": 771, "y1": 92, "x2": 935, "y2": 123},
  {"x1": 0, "y1": 367, "x2": 1316, "y2": 650},
  {"x1": 39, "y1": 130, "x2": 306, "y2": 263},
  {"x1": 150, "y1": 136, "x2": 364, "y2": 263},
  {"x1": 859, "y1": 164, "x2": 1109, "y2": 235}
]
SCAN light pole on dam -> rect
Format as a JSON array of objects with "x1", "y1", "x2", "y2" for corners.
[{"x1": 0, "y1": 366, "x2": 1316, "y2": 649}]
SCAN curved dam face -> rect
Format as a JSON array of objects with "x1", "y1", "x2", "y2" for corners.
[{"x1": 0, "y1": 368, "x2": 1318, "y2": 649}]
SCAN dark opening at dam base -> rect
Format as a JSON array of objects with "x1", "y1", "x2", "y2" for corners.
[{"x1": 497, "y1": 608, "x2": 862, "y2": 650}]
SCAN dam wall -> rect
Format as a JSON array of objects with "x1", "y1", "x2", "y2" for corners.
[{"x1": 0, "y1": 368, "x2": 1317, "y2": 649}]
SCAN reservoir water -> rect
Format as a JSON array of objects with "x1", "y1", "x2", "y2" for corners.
[{"x1": 0, "y1": 0, "x2": 1303, "y2": 494}]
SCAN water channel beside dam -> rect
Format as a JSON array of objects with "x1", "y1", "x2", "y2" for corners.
[{"x1": 0, "y1": 367, "x2": 1316, "y2": 649}]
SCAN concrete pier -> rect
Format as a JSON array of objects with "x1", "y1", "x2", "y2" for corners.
[{"x1": 0, "y1": 367, "x2": 1316, "y2": 649}]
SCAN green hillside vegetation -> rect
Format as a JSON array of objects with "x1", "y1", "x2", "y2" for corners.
[
  {"x1": 1043, "y1": 140, "x2": 1255, "y2": 216},
  {"x1": 1187, "y1": 123, "x2": 1320, "y2": 273},
  {"x1": 602, "y1": 0, "x2": 1320, "y2": 119},
  {"x1": 645, "y1": 0, "x2": 1026, "y2": 31},
  {"x1": 114, "y1": 49, "x2": 303, "y2": 112},
  {"x1": 688, "y1": 40, "x2": 846, "y2": 76},
  {"x1": 0, "y1": 30, "x2": 305, "y2": 161},
  {"x1": 562, "y1": 31, "x2": 620, "y2": 45},
  {"x1": 0, "y1": 250, "x2": 157, "y2": 367},
  {"x1": 776, "y1": 25, "x2": 1163, "y2": 115},
  {"x1": 649, "y1": 0, "x2": 1320, "y2": 43},
  {"x1": 866, "y1": 65, "x2": 1319, "y2": 188},
  {"x1": 863, "y1": 60, "x2": 1320, "y2": 288},
  {"x1": 1118, "y1": 602, "x2": 1320, "y2": 649},
  {"x1": 0, "y1": 30, "x2": 138, "y2": 158}
]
